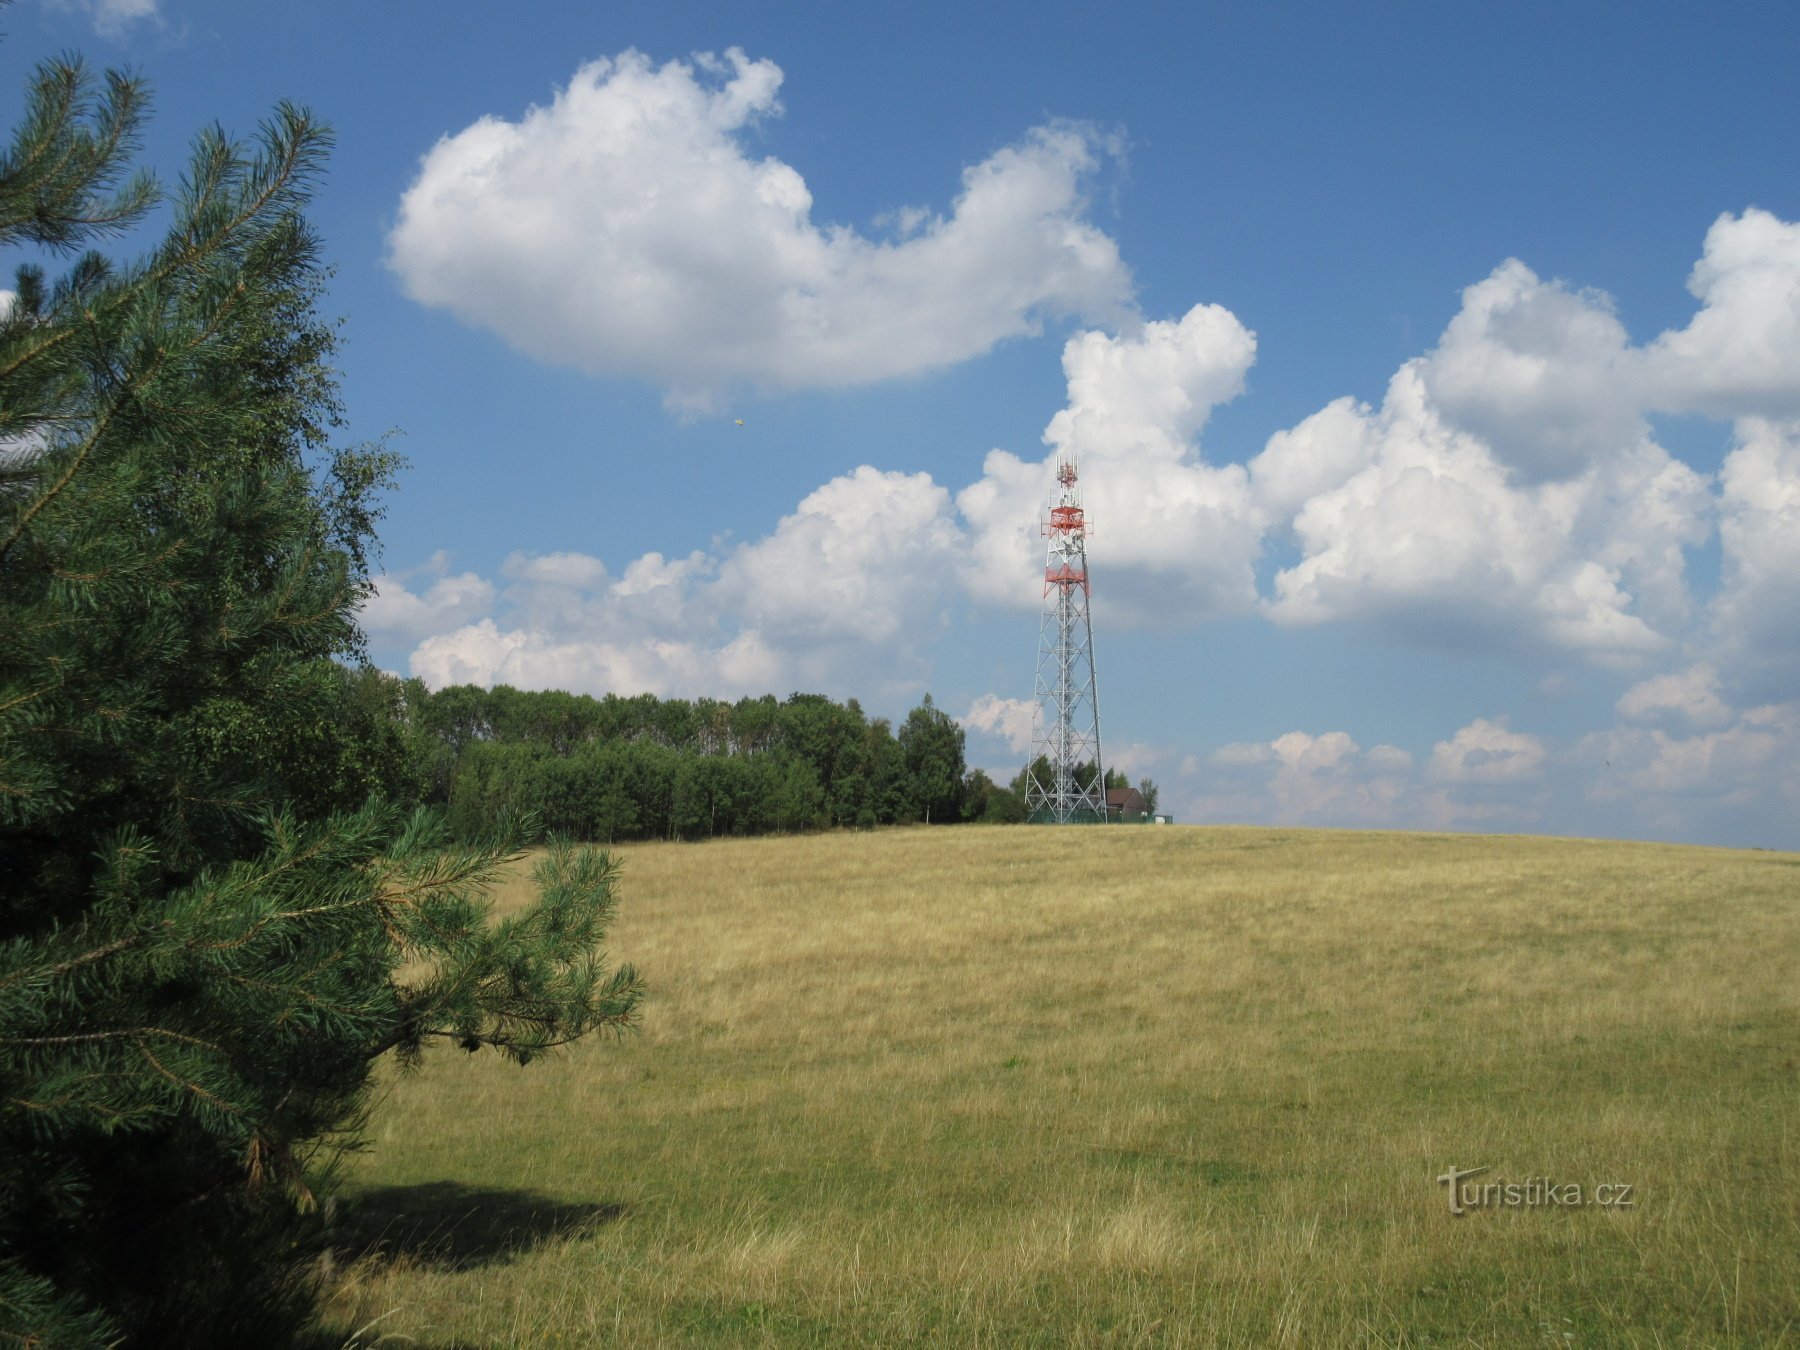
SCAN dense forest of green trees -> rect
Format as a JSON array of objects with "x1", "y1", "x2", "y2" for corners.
[
  {"x1": 350, "y1": 676, "x2": 1162, "y2": 840},
  {"x1": 351, "y1": 675, "x2": 1033, "y2": 840}
]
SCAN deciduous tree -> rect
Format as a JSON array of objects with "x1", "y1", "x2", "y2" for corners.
[{"x1": 898, "y1": 694, "x2": 966, "y2": 824}]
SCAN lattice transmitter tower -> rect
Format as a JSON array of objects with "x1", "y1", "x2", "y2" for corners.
[{"x1": 1024, "y1": 453, "x2": 1105, "y2": 824}]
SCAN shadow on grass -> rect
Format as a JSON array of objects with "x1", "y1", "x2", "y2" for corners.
[{"x1": 332, "y1": 1181, "x2": 626, "y2": 1271}]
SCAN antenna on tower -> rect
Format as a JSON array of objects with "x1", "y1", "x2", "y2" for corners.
[{"x1": 1024, "y1": 451, "x2": 1105, "y2": 824}]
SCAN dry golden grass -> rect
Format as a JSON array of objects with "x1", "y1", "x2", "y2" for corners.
[{"x1": 322, "y1": 825, "x2": 1800, "y2": 1347}]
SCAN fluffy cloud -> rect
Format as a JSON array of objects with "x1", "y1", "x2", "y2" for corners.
[
  {"x1": 362, "y1": 553, "x2": 496, "y2": 644},
  {"x1": 384, "y1": 465, "x2": 960, "y2": 703},
  {"x1": 1427, "y1": 718, "x2": 1547, "y2": 785},
  {"x1": 1615, "y1": 664, "x2": 1732, "y2": 730},
  {"x1": 401, "y1": 539, "x2": 779, "y2": 698},
  {"x1": 1262, "y1": 360, "x2": 1709, "y2": 661},
  {"x1": 1263, "y1": 730, "x2": 1407, "y2": 823},
  {"x1": 966, "y1": 211, "x2": 1798, "y2": 660},
  {"x1": 1247, "y1": 397, "x2": 1378, "y2": 523},
  {"x1": 1419, "y1": 260, "x2": 1643, "y2": 482},
  {"x1": 716, "y1": 467, "x2": 961, "y2": 646},
  {"x1": 1412, "y1": 717, "x2": 1551, "y2": 829},
  {"x1": 1247, "y1": 222, "x2": 1800, "y2": 660},
  {"x1": 961, "y1": 695, "x2": 1036, "y2": 754},
  {"x1": 1577, "y1": 700, "x2": 1799, "y2": 845},
  {"x1": 1711, "y1": 417, "x2": 1800, "y2": 687},
  {"x1": 957, "y1": 304, "x2": 1264, "y2": 622},
  {"x1": 1409, "y1": 211, "x2": 1800, "y2": 453},
  {"x1": 389, "y1": 50, "x2": 1131, "y2": 411},
  {"x1": 503, "y1": 551, "x2": 609, "y2": 590},
  {"x1": 374, "y1": 207, "x2": 1800, "y2": 699},
  {"x1": 1175, "y1": 702, "x2": 1795, "y2": 845},
  {"x1": 410, "y1": 619, "x2": 780, "y2": 701},
  {"x1": 1103, "y1": 741, "x2": 1167, "y2": 781},
  {"x1": 1188, "y1": 723, "x2": 1555, "y2": 831},
  {"x1": 1644, "y1": 210, "x2": 1800, "y2": 419},
  {"x1": 1186, "y1": 717, "x2": 1606, "y2": 835},
  {"x1": 1198, "y1": 730, "x2": 1414, "y2": 826}
]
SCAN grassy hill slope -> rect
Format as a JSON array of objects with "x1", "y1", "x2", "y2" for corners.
[{"x1": 326, "y1": 826, "x2": 1800, "y2": 1346}]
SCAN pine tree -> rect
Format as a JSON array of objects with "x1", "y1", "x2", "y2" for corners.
[{"x1": 0, "y1": 55, "x2": 641, "y2": 1345}]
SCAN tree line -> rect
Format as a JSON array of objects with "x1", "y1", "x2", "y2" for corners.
[
  {"x1": 319, "y1": 671, "x2": 1167, "y2": 841},
  {"x1": 330, "y1": 673, "x2": 1039, "y2": 840}
]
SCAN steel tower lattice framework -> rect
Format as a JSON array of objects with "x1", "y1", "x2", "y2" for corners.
[{"x1": 1024, "y1": 453, "x2": 1105, "y2": 824}]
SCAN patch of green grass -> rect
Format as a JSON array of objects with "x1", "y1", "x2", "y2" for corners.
[{"x1": 323, "y1": 826, "x2": 1800, "y2": 1346}]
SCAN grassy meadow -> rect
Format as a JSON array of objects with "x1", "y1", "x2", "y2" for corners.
[{"x1": 322, "y1": 825, "x2": 1800, "y2": 1346}]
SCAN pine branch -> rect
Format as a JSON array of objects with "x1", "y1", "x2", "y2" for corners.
[
  {"x1": 0, "y1": 58, "x2": 156, "y2": 249},
  {"x1": 0, "y1": 1025, "x2": 224, "y2": 1053},
  {"x1": 0, "y1": 933, "x2": 143, "y2": 994}
]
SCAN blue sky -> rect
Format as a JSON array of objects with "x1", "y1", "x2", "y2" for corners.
[{"x1": 15, "y1": 0, "x2": 1800, "y2": 847}]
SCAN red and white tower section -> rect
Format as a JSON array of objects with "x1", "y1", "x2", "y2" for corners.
[{"x1": 1024, "y1": 453, "x2": 1105, "y2": 824}]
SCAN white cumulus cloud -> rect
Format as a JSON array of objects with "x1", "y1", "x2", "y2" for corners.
[
  {"x1": 1427, "y1": 717, "x2": 1547, "y2": 785},
  {"x1": 361, "y1": 553, "x2": 496, "y2": 645},
  {"x1": 1644, "y1": 210, "x2": 1800, "y2": 419},
  {"x1": 961, "y1": 695, "x2": 1036, "y2": 754},
  {"x1": 1419, "y1": 260, "x2": 1644, "y2": 482},
  {"x1": 1615, "y1": 664, "x2": 1732, "y2": 730},
  {"x1": 1196, "y1": 729, "x2": 1414, "y2": 826},
  {"x1": 1577, "y1": 702, "x2": 1799, "y2": 844},
  {"x1": 957, "y1": 304, "x2": 1263, "y2": 622},
  {"x1": 1171, "y1": 703, "x2": 1792, "y2": 844},
  {"x1": 1711, "y1": 416, "x2": 1800, "y2": 688},
  {"x1": 716, "y1": 466, "x2": 962, "y2": 646},
  {"x1": 392, "y1": 465, "x2": 962, "y2": 703},
  {"x1": 1262, "y1": 356, "x2": 1710, "y2": 662},
  {"x1": 388, "y1": 49, "x2": 1131, "y2": 411}
]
